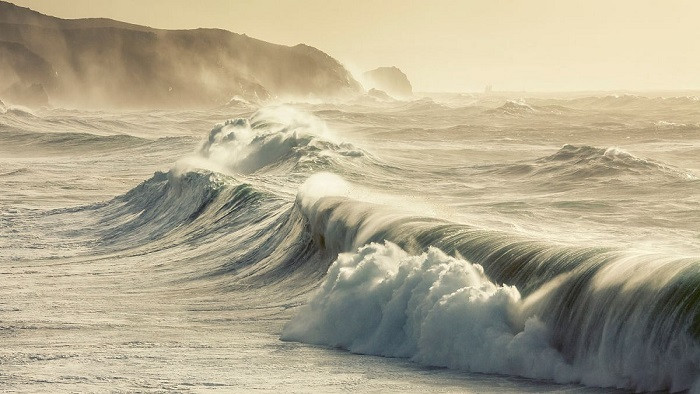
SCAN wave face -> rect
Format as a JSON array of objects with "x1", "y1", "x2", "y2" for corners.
[{"x1": 2, "y1": 95, "x2": 700, "y2": 392}]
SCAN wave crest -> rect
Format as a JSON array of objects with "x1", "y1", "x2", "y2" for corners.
[{"x1": 197, "y1": 106, "x2": 363, "y2": 174}]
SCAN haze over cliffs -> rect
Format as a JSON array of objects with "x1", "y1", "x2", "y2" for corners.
[{"x1": 0, "y1": 1, "x2": 361, "y2": 108}]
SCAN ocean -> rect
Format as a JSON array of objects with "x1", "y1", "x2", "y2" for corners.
[{"x1": 1, "y1": 93, "x2": 699, "y2": 392}]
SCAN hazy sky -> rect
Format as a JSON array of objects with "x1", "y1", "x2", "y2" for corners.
[{"x1": 10, "y1": 0, "x2": 700, "y2": 92}]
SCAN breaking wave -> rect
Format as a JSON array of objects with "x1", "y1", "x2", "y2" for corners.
[
  {"x1": 196, "y1": 106, "x2": 364, "y2": 174},
  {"x1": 282, "y1": 175, "x2": 700, "y2": 392},
  {"x1": 282, "y1": 241, "x2": 700, "y2": 392}
]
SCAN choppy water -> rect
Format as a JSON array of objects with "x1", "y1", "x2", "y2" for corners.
[{"x1": 1, "y1": 94, "x2": 699, "y2": 392}]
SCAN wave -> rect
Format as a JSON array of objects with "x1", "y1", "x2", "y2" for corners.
[
  {"x1": 486, "y1": 99, "x2": 537, "y2": 116},
  {"x1": 223, "y1": 95, "x2": 258, "y2": 109},
  {"x1": 478, "y1": 144, "x2": 697, "y2": 181},
  {"x1": 538, "y1": 144, "x2": 697, "y2": 179},
  {"x1": 0, "y1": 103, "x2": 37, "y2": 117},
  {"x1": 196, "y1": 106, "x2": 365, "y2": 175},
  {"x1": 68, "y1": 168, "x2": 331, "y2": 292},
  {"x1": 345, "y1": 96, "x2": 449, "y2": 112},
  {"x1": 653, "y1": 120, "x2": 700, "y2": 131},
  {"x1": 563, "y1": 94, "x2": 700, "y2": 111},
  {"x1": 348, "y1": 89, "x2": 400, "y2": 105},
  {"x1": 0, "y1": 130, "x2": 151, "y2": 151},
  {"x1": 282, "y1": 240, "x2": 700, "y2": 392},
  {"x1": 483, "y1": 100, "x2": 579, "y2": 116},
  {"x1": 96, "y1": 170, "x2": 231, "y2": 247},
  {"x1": 0, "y1": 167, "x2": 31, "y2": 177}
]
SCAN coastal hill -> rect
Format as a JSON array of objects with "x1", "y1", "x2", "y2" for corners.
[
  {"x1": 363, "y1": 66, "x2": 413, "y2": 98},
  {"x1": 0, "y1": 1, "x2": 362, "y2": 108}
]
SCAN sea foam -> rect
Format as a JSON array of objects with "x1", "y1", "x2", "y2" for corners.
[{"x1": 282, "y1": 242, "x2": 576, "y2": 381}]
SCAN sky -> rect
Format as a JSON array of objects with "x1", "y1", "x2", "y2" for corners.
[{"x1": 9, "y1": 0, "x2": 700, "y2": 92}]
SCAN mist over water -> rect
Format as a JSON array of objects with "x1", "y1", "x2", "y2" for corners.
[{"x1": 1, "y1": 94, "x2": 699, "y2": 392}]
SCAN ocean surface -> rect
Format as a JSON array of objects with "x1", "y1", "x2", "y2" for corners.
[{"x1": 1, "y1": 93, "x2": 699, "y2": 392}]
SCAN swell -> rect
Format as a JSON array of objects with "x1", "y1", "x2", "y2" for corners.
[
  {"x1": 476, "y1": 143, "x2": 698, "y2": 181},
  {"x1": 0, "y1": 129, "x2": 150, "y2": 151},
  {"x1": 564, "y1": 94, "x2": 700, "y2": 110}
]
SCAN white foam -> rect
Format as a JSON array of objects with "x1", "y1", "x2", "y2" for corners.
[{"x1": 283, "y1": 242, "x2": 577, "y2": 381}]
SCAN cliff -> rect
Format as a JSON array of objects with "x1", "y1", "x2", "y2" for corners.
[{"x1": 0, "y1": 1, "x2": 362, "y2": 108}]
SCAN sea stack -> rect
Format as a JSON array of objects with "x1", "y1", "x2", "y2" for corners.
[{"x1": 363, "y1": 66, "x2": 413, "y2": 98}]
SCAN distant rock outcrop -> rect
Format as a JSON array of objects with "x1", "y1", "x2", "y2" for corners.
[
  {"x1": 363, "y1": 66, "x2": 413, "y2": 97},
  {"x1": 0, "y1": 1, "x2": 361, "y2": 108}
]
